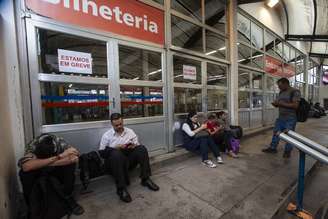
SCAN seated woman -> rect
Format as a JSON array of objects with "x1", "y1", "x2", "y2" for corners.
[
  {"x1": 181, "y1": 111, "x2": 223, "y2": 168},
  {"x1": 213, "y1": 111, "x2": 238, "y2": 158}
]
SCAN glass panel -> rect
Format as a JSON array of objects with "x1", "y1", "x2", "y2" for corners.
[
  {"x1": 207, "y1": 89, "x2": 227, "y2": 111},
  {"x1": 171, "y1": 16, "x2": 203, "y2": 53},
  {"x1": 251, "y1": 51, "x2": 264, "y2": 69},
  {"x1": 251, "y1": 22, "x2": 263, "y2": 49},
  {"x1": 237, "y1": 13, "x2": 251, "y2": 44},
  {"x1": 119, "y1": 45, "x2": 162, "y2": 81},
  {"x1": 239, "y1": 91, "x2": 250, "y2": 108},
  {"x1": 152, "y1": 0, "x2": 163, "y2": 4},
  {"x1": 174, "y1": 88, "x2": 202, "y2": 113},
  {"x1": 252, "y1": 73, "x2": 263, "y2": 89},
  {"x1": 205, "y1": 0, "x2": 226, "y2": 33},
  {"x1": 38, "y1": 29, "x2": 107, "y2": 77},
  {"x1": 205, "y1": 30, "x2": 226, "y2": 59},
  {"x1": 265, "y1": 31, "x2": 275, "y2": 55},
  {"x1": 252, "y1": 92, "x2": 263, "y2": 108},
  {"x1": 120, "y1": 86, "x2": 163, "y2": 118},
  {"x1": 283, "y1": 44, "x2": 290, "y2": 62},
  {"x1": 239, "y1": 69, "x2": 250, "y2": 89},
  {"x1": 207, "y1": 63, "x2": 227, "y2": 86},
  {"x1": 171, "y1": 0, "x2": 202, "y2": 21},
  {"x1": 267, "y1": 76, "x2": 274, "y2": 91},
  {"x1": 265, "y1": 93, "x2": 275, "y2": 108},
  {"x1": 173, "y1": 56, "x2": 201, "y2": 84},
  {"x1": 238, "y1": 44, "x2": 252, "y2": 66},
  {"x1": 276, "y1": 42, "x2": 283, "y2": 59},
  {"x1": 41, "y1": 82, "x2": 109, "y2": 125}
]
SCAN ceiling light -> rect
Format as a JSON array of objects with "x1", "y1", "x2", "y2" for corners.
[{"x1": 267, "y1": 0, "x2": 279, "y2": 8}]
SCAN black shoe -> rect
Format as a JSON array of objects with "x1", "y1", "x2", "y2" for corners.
[
  {"x1": 262, "y1": 147, "x2": 278, "y2": 154},
  {"x1": 283, "y1": 151, "x2": 291, "y2": 158},
  {"x1": 117, "y1": 188, "x2": 132, "y2": 203},
  {"x1": 66, "y1": 196, "x2": 84, "y2": 215},
  {"x1": 141, "y1": 178, "x2": 160, "y2": 191}
]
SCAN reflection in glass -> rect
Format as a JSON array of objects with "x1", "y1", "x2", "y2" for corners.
[
  {"x1": 252, "y1": 74, "x2": 263, "y2": 89},
  {"x1": 120, "y1": 86, "x2": 163, "y2": 118},
  {"x1": 238, "y1": 44, "x2": 251, "y2": 66},
  {"x1": 119, "y1": 45, "x2": 162, "y2": 81},
  {"x1": 41, "y1": 82, "x2": 109, "y2": 124},
  {"x1": 207, "y1": 89, "x2": 227, "y2": 111},
  {"x1": 205, "y1": 30, "x2": 226, "y2": 59},
  {"x1": 239, "y1": 70, "x2": 250, "y2": 88},
  {"x1": 174, "y1": 88, "x2": 202, "y2": 113},
  {"x1": 252, "y1": 92, "x2": 263, "y2": 108},
  {"x1": 171, "y1": 0, "x2": 201, "y2": 21},
  {"x1": 207, "y1": 63, "x2": 227, "y2": 86},
  {"x1": 171, "y1": 16, "x2": 203, "y2": 53},
  {"x1": 251, "y1": 22, "x2": 263, "y2": 49},
  {"x1": 239, "y1": 91, "x2": 250, "y2": 108},
  {"x1": 205, "y1": 0, "x2": 226, "y2": 33},
  {"x1": 267, "y1": 76, "x2": 274, "y2": 91},
  {"x1": 237, "y1": 13, "x2": 250, "y2": 44}
]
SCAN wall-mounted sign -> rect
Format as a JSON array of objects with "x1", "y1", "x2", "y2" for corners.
[
  {"x1": 183, "y1": 65, "x2": 197, "y2": 80},
  {"x1": 265, "y1": 56, "x2": 295, "y2": 78},
  {"x1": 58, "y1": 49, "x2": 92, "y2": 74},
  {"x1": 26, "y1": 0, "x2": 164, "y2": 45}
]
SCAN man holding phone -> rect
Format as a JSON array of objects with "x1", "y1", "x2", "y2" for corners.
[{"x1": 99, "y1": 113, "x2": 159, "y2": 203}]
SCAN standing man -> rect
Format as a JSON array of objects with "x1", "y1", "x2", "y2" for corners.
[
  {"x1": 262, "y1": 78, "x2": 301, "y2": 158},
  {"x1": 99, "y1": 113, "x2": 159, "y2": 203}
]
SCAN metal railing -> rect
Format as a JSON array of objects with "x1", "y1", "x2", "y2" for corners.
[{"x1": 279, "y1": 130, "x2": 328, "y2": 218}]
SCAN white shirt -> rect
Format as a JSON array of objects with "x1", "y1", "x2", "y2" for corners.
[
  {"x1": 182, "y1": 123, "x2": 199, "y2": 137},
  {"x1": 99, "y1": 127, "x2": 140, "y2": 150}
]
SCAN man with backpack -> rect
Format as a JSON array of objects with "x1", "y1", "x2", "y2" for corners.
[
  {"x1": 262, "y1": 77, "x2": 302, "y2": 158},
  {"x1": 18, "y1": 134, "x2": 84, "y2": 218}
]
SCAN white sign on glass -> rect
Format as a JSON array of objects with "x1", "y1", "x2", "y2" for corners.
[
  {"x1": 183, "y1": 65, "x2": 197, "y2": 80},
  {"x1": 58, "y1": 49, "x2": 92, "y2": 74}
]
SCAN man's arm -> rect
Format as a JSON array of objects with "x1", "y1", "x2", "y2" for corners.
[
  {"x1": 21, "y1": 156, "x2": 60, "y2": 172},
  {"x1": 277, "y1": 100, "x2": 299, "y2": 109}
]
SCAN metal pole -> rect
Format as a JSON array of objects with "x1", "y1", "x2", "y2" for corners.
[
  {"x1": 279, "y1": 133, "x2": 328, "y2": 165},
  {"x1": 287, "y1": 130, "x2": 328, "y2": 157},
  {"x1": 296, "y1": 151, "x2": 306, "y2": 211}
]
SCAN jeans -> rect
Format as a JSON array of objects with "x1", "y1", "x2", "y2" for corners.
[{"x1": 270, "y1": 117, "x2": 297, "y2": 152}]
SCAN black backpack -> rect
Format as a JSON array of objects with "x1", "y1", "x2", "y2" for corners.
[
  {"x1": 296, "y1": 97, "x2": 311, "y2": 122},
  {"x1": 79, "y1": 151, "x2": 105, "y2": 190}
]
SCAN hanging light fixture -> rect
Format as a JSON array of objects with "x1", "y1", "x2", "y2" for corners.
[{"x1": 267, "y1": 0, "x2": 279, "y2": 8}]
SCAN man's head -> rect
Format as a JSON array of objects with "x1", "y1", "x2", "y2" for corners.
[
  {"x1": 277, "y1": 78, "x2": 290, "y2": 91},
  {"x1": 110, "y1": 113, "x2": 124, "y2": 133}
]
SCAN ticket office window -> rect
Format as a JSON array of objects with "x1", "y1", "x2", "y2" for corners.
[
  {"x1": 41, "y1": 82, "x2": 109, "y2": 125},
  {"x1": 37, "y1": 29, "x2": 107, "y2": 77}
]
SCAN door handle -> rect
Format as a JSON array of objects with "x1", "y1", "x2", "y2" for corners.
[{"x1": 112, "y1": 97, "x2": 116, "y2": 108}]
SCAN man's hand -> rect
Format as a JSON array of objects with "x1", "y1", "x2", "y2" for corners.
[
  {"x1": 59, "y1": 147, "x2": 79, "y2": 159},
  {"x1": 271, "y1": 100, "x2": 279, "y2": 107}
]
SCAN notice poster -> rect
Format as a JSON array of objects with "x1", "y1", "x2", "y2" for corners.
[
  {"x1": 183, "y1": 65, "x2": 197, "y2": 80},
  {"x1": 58, "y1": 49, "x2": 92, "y2": 74},
  {"x1": 323, "y1": 67, "x2": 328, "y2": 85}
]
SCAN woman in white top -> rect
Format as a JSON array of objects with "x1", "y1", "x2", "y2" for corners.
[{"x1": 181, "y1": 111, "x2": 223, "y2": 168}]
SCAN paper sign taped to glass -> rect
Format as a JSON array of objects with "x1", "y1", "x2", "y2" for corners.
[{"x1": 58, "y1": 49, "x2": 92, "y2": 74}]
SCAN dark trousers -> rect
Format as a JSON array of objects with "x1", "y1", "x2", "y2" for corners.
[
  {"x1": 184, "y1": 137, "x2": 220, "y2": 161},
  {"x1": 104, "y1": 145, "x2": 151, "y2": 189},
  {"x1": 19, "y1": 163, "x2": 76, "y2": 206},
  {"x1": 213, "y1": 131, "x2": 233, "y2": 152}
]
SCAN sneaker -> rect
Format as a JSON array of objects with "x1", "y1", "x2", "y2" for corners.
[
  {"x1": 217, "y1": 156, "x2": 224, "y2": 164},
  {"x1": 228, "y1": 151, "x2": 238, "y2": 158},
  {"x1": 262, "y1": 147, "x2": 277, "y2": 154},
  {"x1": 202, "y1": 160, "x2": 217, "y2": 168},
  {"x1": 283, "y1": 151, "x2": 291, "y2": 158}
]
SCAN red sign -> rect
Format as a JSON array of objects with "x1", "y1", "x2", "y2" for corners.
[
  {"x1": 26, "y1": 0, "x2": 164, "y2": 45},
  {"x1": 265, "y1": 56, "x2": 295, "y2": 78}
]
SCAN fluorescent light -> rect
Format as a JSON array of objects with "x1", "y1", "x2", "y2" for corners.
[
  {"x1": 267, "y1": 0, "x2": 279, "y2": 8},
  {"x1": 148, "y1": 69, "x2": 161, "y2": 76},
  {"x1": 68, "y1": 84, "x2": 73, "y2": 88},
  {"x1": 174, "y1": 74, "x2": 183, "y2": 78},
  {"x1": 238, "y1": 58, "x2": 246, "y2": 62},
  {"x1": 205, "y1": 46, "x2": 226, "y2": 55}
]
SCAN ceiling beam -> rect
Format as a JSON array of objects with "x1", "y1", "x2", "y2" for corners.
[
  {"x1": 285, "y1": 34, "x2": 328, "y2": 42},
  {"x1": 237, "y1": 0, "x2": 264, "y2": 4}
]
